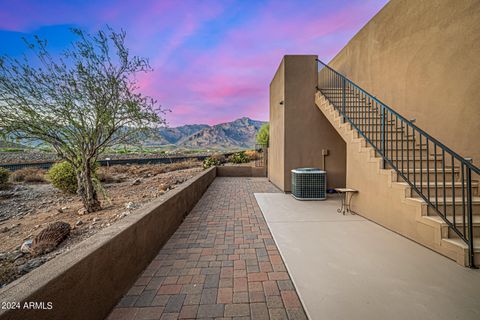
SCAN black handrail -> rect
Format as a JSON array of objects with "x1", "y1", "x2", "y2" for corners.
[{"x1": 317, "y1": 59, "x2": 479, "y2": 267}]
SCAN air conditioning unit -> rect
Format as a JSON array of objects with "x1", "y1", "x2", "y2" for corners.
[{"x1": 291, "y1": 168, "x2": 327, "y2": 200}]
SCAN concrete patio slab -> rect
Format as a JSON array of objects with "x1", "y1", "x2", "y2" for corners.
[{"x1": 255, "y1": 193, "x2": 480, "y2": 320}]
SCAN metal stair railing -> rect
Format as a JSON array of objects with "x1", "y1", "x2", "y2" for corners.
[{"x1": 317, "y1": 59, "x2": 479, "y2": 268}]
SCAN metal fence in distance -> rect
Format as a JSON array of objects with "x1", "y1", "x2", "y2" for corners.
[{"x1": 0, "y1": 155, "x2": 214, "y2": 172}]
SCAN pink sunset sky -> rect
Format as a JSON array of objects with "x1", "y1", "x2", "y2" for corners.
[{"x1": 0, "y1": 0, "x2": 388, "y2": 126}]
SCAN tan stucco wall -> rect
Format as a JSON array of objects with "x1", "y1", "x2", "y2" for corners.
[
  {"x1": 328, "y1": 0, "x2": 480, "y2": 165},
  {"x1": 269, "y1": 59, "x2": 286, "y2": 189},
  {"x1": 217, "y1": 165, "x2": 266, "y2": 177},
  {"x1": 269, "y1": 55, "x2": 346, "y2": 191}
]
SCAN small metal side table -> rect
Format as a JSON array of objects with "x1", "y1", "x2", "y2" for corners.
[{"x1": 334, "y1": 188, "x2": 358, "y2": 215}]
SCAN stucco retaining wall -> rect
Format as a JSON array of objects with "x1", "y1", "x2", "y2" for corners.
[
  {"x1": 0, "y1": 167, "x2": 216, "y2": 320},
  {"x1": 216, "y1": 165, "x2": 267, "y2": 177}
]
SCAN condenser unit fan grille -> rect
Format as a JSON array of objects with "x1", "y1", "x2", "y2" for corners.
[{"x1": 291, "y1": 168, "x2": 326, "y2": 200}]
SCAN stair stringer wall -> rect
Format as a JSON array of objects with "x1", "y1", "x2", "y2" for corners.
[{"x1": 315, "y1": 92, "x2": 467, "y2": 266}]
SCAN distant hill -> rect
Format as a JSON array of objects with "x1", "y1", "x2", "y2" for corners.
[
  {"x1": 157, "y1": 124, "x2": 210, "y2": 144},
  {"x1": 177, "y1": 117, "x2": 266, "y2": 149},
  {"x1": 3, "y1": 117, "x2": 267, "y2": 151}
]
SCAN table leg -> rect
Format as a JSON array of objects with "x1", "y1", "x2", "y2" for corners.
[
  {"x1": 337, "y1": 193, "x2": 346, "y2": 215},
  {"x1": 346, "y1": 192, "x2": 357, "y2": 215}
]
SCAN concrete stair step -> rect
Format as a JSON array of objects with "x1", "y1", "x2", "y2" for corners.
[
  {"x1": 441, "y1": 238, "x2": 480, "y2": 266},
  {"x1": 408, "y1": 196, "x2": 480, "y2": 215},
  {"x1": 424, "y1": 215, "x2": 480, "y2": 241},
  {"x1": 424, "y1": 215, "x2": 480, "y2": 225},
  {"x1": 388, "y1": 157, "x2": 445, "y2": 167},
  {"x1": 399, "y1": 181, "x2": 480, "y2": 197},
  {"x1": 398, "y1": 168, "x2": 459, "y2": 182},
  {"x1": 442, "y1": 237, "x2": 480, "y2": 250}
]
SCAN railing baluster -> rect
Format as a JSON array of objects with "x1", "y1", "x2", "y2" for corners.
[
  {"x1": 427, "y1": 138, "x2": 430, "y2": 203},
  {"x1": 342, "y1": 77, "x2": 346, "y2": 123},
  {"x1": 381, "y1": 106, "x2": 385, "y2": 168},
  {"x1": 420, "y1": 134, "x2": 423, "y2": 192},
  {"x1": 401, "y1": 120, "x2": 404, "y2": 174},
  {"x1": 461, "y1": 163, "x2": 466, "y2": 237},
  {"x1": 395, "y1": 116, "x2": 399, "y2": 170},
  {"x1": 434, "y1": 145, "x2": 438, "y2": 209},
  {"x1": 442, "y1": 150, "x2": 446, "y2": 217},
  {"x1": 413, "y1": 128, "x2": 416, "y2": 188},
  {"x1": 452, "y1": 154, "x2": 456, "y2": 227},
  {"x1": 407, "y1": 125, "x2": 410, "y2": 181},
  {"x1": 466, "y1": 162, "x2": 475, "y2": 268}
]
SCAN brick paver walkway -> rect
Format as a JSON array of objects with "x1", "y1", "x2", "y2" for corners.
[{"x1": 107, "y1": 177, "x2": 307, "y2": 320}]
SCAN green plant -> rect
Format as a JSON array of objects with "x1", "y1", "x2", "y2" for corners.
[
  {"x1": 0, "y1": 167, "x2": 10, "y2": 188},
  {"x1": 256, "y1": 123, "x2": 269, "y2": 147},
  {"x1": 47, "y1": 162, "x2": 78, "y2": 194},
  {"x1": 203, "y1": 156, "x2": 221, "y2": 169},
  {"x1": 228, "y1": 151, "x2": 250, "y2": 164},
  {"x1": 0, "y1": 148, "x2": 23, "y2": 152}
]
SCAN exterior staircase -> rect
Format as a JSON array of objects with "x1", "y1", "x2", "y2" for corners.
[{"x1": 315, "y1": 60, "x2": 480, "y2": 267}]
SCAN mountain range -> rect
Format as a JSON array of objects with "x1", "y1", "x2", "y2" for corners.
[
  {"x1": 146, "y1": 117, "x2": 267, "y2": 150},
  {"x1": 2, "y1": 117, "x2": 267, "y2": 151}
]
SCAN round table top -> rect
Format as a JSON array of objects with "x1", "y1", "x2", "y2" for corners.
[{"x1": 334, "y1": 188, "x2": 358, "y2": 193}]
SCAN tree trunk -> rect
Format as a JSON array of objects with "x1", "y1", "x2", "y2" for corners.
[{"x1": 76, "y1": 162, "x2": 101, "y2": 213}]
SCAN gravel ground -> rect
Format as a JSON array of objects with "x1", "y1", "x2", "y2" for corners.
[{"x1": 0, "y1": 161, "x2": 203, "y2": 288}]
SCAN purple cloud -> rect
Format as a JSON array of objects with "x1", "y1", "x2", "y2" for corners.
[{"x1": 0, "y1": 0, "x2": 388, "y2": 126}]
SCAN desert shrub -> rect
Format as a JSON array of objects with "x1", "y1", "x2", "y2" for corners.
[
  {"x1": 95, "y1": 167, "x2": 124, "y2": 183},
  {"x1": 10, "y1": 168, "x2": 46, "y2": 183},
  {"x1": 0, "y1": 167, "x2": 10, "y2": 188},
  {"x1": 212, "y1": 153, "x2": 226, "y2": 163},
  {"x1": 244, "y1": 150, "x2": 258, "y2": 161},
  {"x1": 228, "y1": 151, "x2": 250, "y2": 164},
  {"x1": 203, "y1": 157, "x2": 221, "y2": 169},
  {"x1": 0, "y1": 260, "x2": 17, "y2": 286},
  {"x1": 0, "y1": 147, "x2": 23, "y2": 152},
  {"x1": 47, "y1": 161, "x2": 78, "y2": 194},
  {"x1": 203, "y1": 154, "x2": 226, "y2": 169}
]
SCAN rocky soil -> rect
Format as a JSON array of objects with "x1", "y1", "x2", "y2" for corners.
[{"x1": 0, "y1": 161, "x2": 203, "y2": 288}]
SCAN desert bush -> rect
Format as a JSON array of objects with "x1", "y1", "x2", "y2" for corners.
[
  {"x1": 228, "y1": 151, "x2": 250, "y2": 164},
  {"x1": 0, "y1": 167, "x2": 10, "y2": 188},
  {"x1": 95, "y1": 167, "x2": 124, "y2": 183},
  {"x1": 0, "y1": 261, "x2": 17, "y2": 286},
  {"x1": 10, "y1": 168, "x2": 46, "y2": 183},
  {"x1": 47, "y1": 161, "x2": 78, "y2": 194},
  {"x1": 244, "y1": 150, "x2": 258, "y2": 161},
  {"x1": 0, "y1": 147, "x2": 23, "y2": 152},
  {"x1": 203, "y1": 157, "x2": 220, "y2": 169}
]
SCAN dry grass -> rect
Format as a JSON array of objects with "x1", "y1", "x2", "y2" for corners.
[
  {"x1": 106, "y1": 160, "x2": 202, "y2": 176},
  {"x1": 0, "y1": 260, "x2": 17, "y2": 286},
  {"x1": 95, "y1": 168, "x2": 124, "y2": 183},
  {"x1": 10, "y1": 168, "x2": 46, "y2": 183},
  {"x1": 244, "y1": 150, "x2": 258, "y2": 160}
]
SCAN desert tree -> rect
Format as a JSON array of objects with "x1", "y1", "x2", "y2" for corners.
[
  {"x1": 0, "y1": 27, "x2": 166, "y2": 212},
  {"x1": 256, "y1": 123, "x2": 269, "y2": 147}
]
